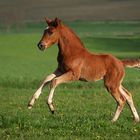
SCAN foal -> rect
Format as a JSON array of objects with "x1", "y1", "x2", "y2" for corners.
[{"x1": 28, "y1": 17, "x2": 140, "y2": 122}]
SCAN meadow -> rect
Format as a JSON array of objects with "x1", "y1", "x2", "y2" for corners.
[{"x1": 0, "y1": 21, "x2": 140, "y2": 140}]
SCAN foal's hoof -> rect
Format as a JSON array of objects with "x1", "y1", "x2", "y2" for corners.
[
  {"x1": 47, "y1": 102, "x2": 55, "y2": 114},
  {"x1": 111, "y1": 119, "x2": 117, "y2": 123},
  {"x1": 51, "y1": 110, "x2": 55, "y2": 114},
  {"x1": 28, "y1": 104, "x2": 33, "y2": 109}
]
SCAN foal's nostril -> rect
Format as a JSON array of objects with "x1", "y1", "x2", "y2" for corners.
[
  {"x1": 38, "y1": 42, "x2": 41, "y2": 47},
  {"x1": 37, "y1": 43, "x2": 42, "y2": 48},
  {"x1": 37, "y1": 42, "x2": 45, "y2": 50}
]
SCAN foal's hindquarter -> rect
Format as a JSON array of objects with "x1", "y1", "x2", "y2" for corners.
[
  {"x1": 28, "y1": 18, "x2": 139, "y2": 122},
  {"x1": 80, "y1": 53, "x2": 139, "y2": 122}
]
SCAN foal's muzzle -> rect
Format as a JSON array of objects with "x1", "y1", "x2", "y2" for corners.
[{"x1": 37, "y1": 42, "x2": 45, "y2": 51}]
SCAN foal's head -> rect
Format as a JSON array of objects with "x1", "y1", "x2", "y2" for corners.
[{"x1": 38, "y1": 17, "x2": 61, "y2": 51}]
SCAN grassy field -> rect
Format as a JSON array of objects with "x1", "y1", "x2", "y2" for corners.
[{"x1": 0, "y1": 21, "x2": 140, "y2": 140}]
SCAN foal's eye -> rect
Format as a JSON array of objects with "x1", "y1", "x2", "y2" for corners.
[
  {"x1": 44, "y1": 28, "x2": 53, "y2": 36},
  {"x1": 47, "y1": 29, "x2": 53, "y2": 35}
]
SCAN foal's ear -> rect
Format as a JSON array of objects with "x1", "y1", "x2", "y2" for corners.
[
  {"x1": 54, "y1": 17, "x2": 62, "y2": 27},
  {"x1": 45, "y1": 17, "x2": 52, "y2": 25}
]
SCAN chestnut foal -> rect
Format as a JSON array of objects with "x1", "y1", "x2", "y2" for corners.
[{"x1": 28, "y1": 17, "x2": 140, "y2": 122}]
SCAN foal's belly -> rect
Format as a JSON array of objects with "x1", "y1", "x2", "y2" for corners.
[
  {"x1": 80, "y1": 67, "x2": 106, "y2": 82},
  {"x1": 79, "y1": 76, "x2": 103, "y2": 82}
]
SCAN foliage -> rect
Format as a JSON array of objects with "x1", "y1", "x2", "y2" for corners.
[{"x1": 0, "y1": 21, "x2": 140, "y2": 139}]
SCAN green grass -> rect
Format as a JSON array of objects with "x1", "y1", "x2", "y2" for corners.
[{"x1": 0, "y1": 21, "x2": 140, "y2": 140}]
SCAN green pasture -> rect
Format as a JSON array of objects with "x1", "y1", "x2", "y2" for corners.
[{"x1": 0, "y1": 21, "x2": 140, "y2": 140}]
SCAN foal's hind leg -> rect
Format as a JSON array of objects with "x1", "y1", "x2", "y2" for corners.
[
  {"x1": 105, "y1": 80, "x2": 126, "y2": 122},
  {"x1": 119, "y1": 86, "x2": 140, "y2": 122},
  {"x1": 108, "y1": 87, "x2": 126, "y2": 122},
  {"x1": 111, "y1": 90, "x2": 126, "y2": 122}
]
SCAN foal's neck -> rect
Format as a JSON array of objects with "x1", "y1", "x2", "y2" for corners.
[{"x1": 57, "y1": 24, "x2": 85, "y2": 57}]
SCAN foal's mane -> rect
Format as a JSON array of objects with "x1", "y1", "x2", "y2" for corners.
[{"x1": 59, "y1": 23, "x2": 85, "y2": 48}]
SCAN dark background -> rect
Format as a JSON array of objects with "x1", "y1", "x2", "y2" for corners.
[{"x1": 0, "y1": 0, "x2": 140, "y2": 22}]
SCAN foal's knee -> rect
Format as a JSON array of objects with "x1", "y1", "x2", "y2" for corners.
[
  {"x1": 50, "y1": 78, "x2": 58, "y2": 88},
  {"x1": 43, "y1": 74, "x2": 56, "y2": 84}
]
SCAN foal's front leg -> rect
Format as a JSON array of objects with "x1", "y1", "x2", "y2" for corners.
[
  {"x1": 47, "y1": 71, "x2": 77, "y2": 113},
  {"x1": 28, "y1": 70, "x2": 61, "y2": 109}
]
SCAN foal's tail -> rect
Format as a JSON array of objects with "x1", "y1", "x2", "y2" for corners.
[{"x1": 122, "y1": 59, "x2": 140, "y2": 69}]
